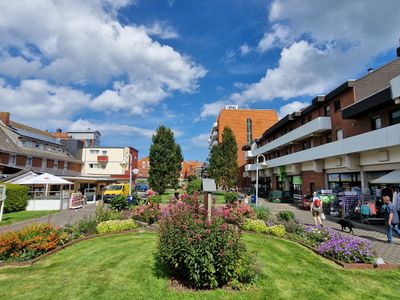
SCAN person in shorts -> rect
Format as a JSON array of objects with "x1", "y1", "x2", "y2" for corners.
[{"x1": 311, "y1": 192, "x2": 323, "y2": 227}]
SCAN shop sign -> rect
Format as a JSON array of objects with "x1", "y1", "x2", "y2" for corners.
[{"x1": 292, "y1": 176, "x2": 302, "y2": 185}]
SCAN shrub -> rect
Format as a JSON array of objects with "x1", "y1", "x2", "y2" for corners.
[
  {"x1": 149, "y1": 194, "x2": 162, "y2": 204},
  {"x1": 109, "y1": 195, "x2": 129, "y2": 211},
  {"x1": 279, "y1": 219, "x2": 303, "y2": 234},
  {"x1": 186, "y1": 179, "x2": 202, "y2": 195},
  {"x1": 220, "y1": 203, "x2": 255, "y2": 226},
  {"x1": 132, "y1": 202, "x2": 160, "y2": 224},
  {"x1": 158, "y1": 202, "x2": 259, "y2": 289},
  {"x1": 70, "y1": 216, "x2": 97, "y2": 238},
  {"x1": 265, "y1": 225, "x2": 286, "y2": 237},
  {"x1": 242, "y1": 219, "x2": 268, "y2": 233},
  {"x1": 96, "y1": 219, "x2": 137, "y2": 234},
  {"x1": 277, "y1": 210, "x2": 295, "y2": 222},
  {"x1": 319, "y1": 236, "x2": 374, "y2": 263},
  {"x1": 252, "y1": 206, "x2": 272, "y2": 221},
  {"x1": 0, "y1": 224, "x2": 69, "y2": 262},
  {"x1": 224, "y1": 192, "x2": 238, "y2": 204},
  {"x1": 95, "y1": 203, "x2": 121, "y2": 223},
  {"x1": 3, "y1": 183, "x2": 29, "y2": 213},
  {"x1": 295, "y1": 225, "x2": 337, "y2": 247}
]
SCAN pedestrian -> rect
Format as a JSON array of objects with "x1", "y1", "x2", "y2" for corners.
[
  {"x1": 383, "y1": 195, "x2": 400, "y2": 243},
  {"x1": 311, "y1": 192, "x2": 323, "y2": 227}
]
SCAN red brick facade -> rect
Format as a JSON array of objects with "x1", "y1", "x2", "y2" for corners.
[{"x1": 301, "y1": 171, "x2": 325, "y2": 195}]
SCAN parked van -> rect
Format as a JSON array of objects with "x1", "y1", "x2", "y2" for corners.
[{"x1": 103, "y1": 183, "x2": 130, "y2": 203}]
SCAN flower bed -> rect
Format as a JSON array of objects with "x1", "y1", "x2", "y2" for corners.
[{"x1": 96, "y1": 219, "x2": 138, "y2": 234}]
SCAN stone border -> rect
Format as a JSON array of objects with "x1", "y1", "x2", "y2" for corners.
[
  {"x1": 243, "y1": 231, "x2": 400, "y2": 271},
  {"x1": 0, "y1": 225, "x2": 154, "y2": 268}
]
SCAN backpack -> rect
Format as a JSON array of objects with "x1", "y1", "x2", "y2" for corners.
[{"x1": 314, "y1": 198, "x2": 321, "y2": 208}]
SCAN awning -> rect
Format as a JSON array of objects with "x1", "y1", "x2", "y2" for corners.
[
  {"x1": 370, "y1": 170, "x2": 400, "y2": 184},
  {"x1": 19, "y1": 173, "x2": 73, "y2": 185}
]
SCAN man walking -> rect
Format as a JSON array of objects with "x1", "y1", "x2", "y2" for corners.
[{"x1": 383, "y1": 195, "x2": 400, "y2": 243}]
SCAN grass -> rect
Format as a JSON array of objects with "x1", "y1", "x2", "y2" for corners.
[
  {"x1": 0, "y1": 232, "x2": 399, "y2": 299},
  {"x1": 0, "y1": 210, "x2": 59, "y2": 227}
]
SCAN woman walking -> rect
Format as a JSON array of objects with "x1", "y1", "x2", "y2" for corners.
[{"x1": 311, "y1": 192, "x2": 323, "y2": 227}]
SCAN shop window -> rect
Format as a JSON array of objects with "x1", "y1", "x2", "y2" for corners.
[
  {"x1": 324, "y1": 105, "x2": 331, "y2": 116},
  {"x1": 336, "y1": 129, "x2": 343, "y2": 140},
  {"x1": 334, "y1": 100, "x2": 341, "y2": 112},
  {"x1": 371, "y1": 115, "x2": 382, "y2": 130},
  {"x1": 246, "y1": 118, "x2": 252, "y2": 144},
  {"x1": 389, "y1": 109, "x2": 400, "y2": 125}
]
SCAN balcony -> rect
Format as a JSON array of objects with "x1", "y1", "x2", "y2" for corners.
[
  {"x1": 262, "y1": 123, "x2": 400, "y2": 168},
  {"x1": 210, "y1": 131, "x2": 218, "y2": 142},
  {"x1": 97, "y1": 155, "x2": 108, "y2": 164},
  {"x1": 251, "y1": 117, "x2": 332, "y2": 157},
  {"x1": 212, "y1": 122, "x2": 217, "y2": 131},
  {"x1": 209, "y1": 140, "x2": 218, "y2": 149}
]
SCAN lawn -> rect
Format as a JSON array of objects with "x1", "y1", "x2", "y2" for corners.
[
  {"x1": 0, "y1": 210, "x2": 59, "y2": 226},
  {"x1": 0, "y1": 232, "x2": 398, "y2": 299}
]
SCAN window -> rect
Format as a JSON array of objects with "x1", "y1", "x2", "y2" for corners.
[
  {"x1": 336, "y1": 129, "x2": 343, "y2": 140},
  {"x1": 246, "y1": 118, "x2": 252, "y2": 144},
  {"x1": 9, "y1": 154, "x2": 16, "y2": 165},
  {"x1": 26, "y1": 157, "x2": 32, "y2": 167},
  {"x1": 42, "y1": 159, "x2": 47, "y2": 168},
  {"x1": 334, "y1": 100, "x2": 341, "y2": 112},
  {"x1": 302, "y1": 140, "x2": 311, "y2": 150},
  {"x1": 86, "y1": 139, "x2": 91, "y2": 146},
  {"x1": 324, "y1": 105, "x2": 331, "y2": 116},
  {"x1": 148, "y1": 161, "x2": 150, "y2": 168},
  {"x1": 102, "y1": 150, "x2": 108, "y2": 155},
  {"x1": 326, "y1": 132, "x2": 332, "y2": 143},
  {"x1": 64, "y1": 162, "x2": 68, "y2": 170},
  {"x1": 54, "y1": 160, "x2": 58, "y2": 169},
  {"x1": 371, "y1": 115, "x2": 382, "y2": 130},
  {"x1": 390, "y1": 109, "x2": 400, "y2": 125}
]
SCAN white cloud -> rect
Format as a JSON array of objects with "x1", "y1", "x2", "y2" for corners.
[
  {"x1": 199, "y1": 100, "x2": 226, "y2": 119},
  {"x1": 231, "y1": 0, "x2": 400, "y2": 102},
  {"x1": 0, "y1": 79, "x2": 90, "y2": 129},
  {"x1": 278, "y1": 100, "x2": 308, "y2": 119},
  {"x1": 257, "y1": 24, "x2": 291, "y2": 52},
  {"x1": 68, "y1": 119, "x2": 155, "y2": 139},
  {"x1": 191, "y1": 133, "x2": 209, "y2": 147},
  {"x1": 143, "y1": 22, "x2": 179, "y2": 39},
  {"x1": 239, "y1": 43, "x2": 251, "y2": 56},
  {"x1": 0, "y1": 0, "x2": 206, "y2": 115}
]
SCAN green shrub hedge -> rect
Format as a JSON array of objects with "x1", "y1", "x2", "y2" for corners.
[
  {"x1": 2, "y1": 183, "x2": 29, "y2": 213},
  {"x1": 186, "y1": 179, "x2": 202, "y2": 195},
  {"x1": 224, "y1": 192, "x2": 238, "y2": 204},
  {"x1": 96, "y1": 219, "x2": 137, "y2": 234},
  {"x1": 277, "y1": 210, "x2": 295, "y2": 222}
]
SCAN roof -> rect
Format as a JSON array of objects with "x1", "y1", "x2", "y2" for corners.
[
  {"x1": 354, "y1": 58, "x2": 400, "y2": 101},
  {"x1": 10, "y1": 121, "x2": 55, "y2": 139},
  {"x1": 370, "y1": 169, "x2": 400, "y2": 184},
  {"x1": 68, "y1": 131, "x2": 101, "y2": 136},
  {"x1": 19, "y1": 172, "x2": 73, "y2": 185},
  {"x1": 0, "y1": 124, "x2": 82, "y2": 163}
]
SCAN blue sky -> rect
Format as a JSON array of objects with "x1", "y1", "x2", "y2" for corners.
[{"x1": 0, "y1": 0, "x2": 399, "y2": 161}]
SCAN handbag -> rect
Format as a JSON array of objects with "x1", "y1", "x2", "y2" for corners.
[{"x1": 321, "y1": 213, "x2": 326, "y2": 220}]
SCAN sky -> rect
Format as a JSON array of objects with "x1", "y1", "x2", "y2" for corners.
[{"x1": 0, "y1": 0, "x2": 400, "y2": 162}]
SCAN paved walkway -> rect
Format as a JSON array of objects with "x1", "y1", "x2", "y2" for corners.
[
  {"x1": 261, "y1": 200, "x2": 400, "y2": 265},
  {"x1": 0, "y1": 205, "x2": 96, "y2": 233}
]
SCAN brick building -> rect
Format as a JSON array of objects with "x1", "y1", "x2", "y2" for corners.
[
  {"x1": 180, "y1": 161, "x2": 204, "y2": 180},
  {"x1": 138, "y1": 156, "x2": 150, "y2": 178},
  {"x1": 208, "y1": 105, "x2": 278, "y2": 187},
  {"x1": 244, "y1": 50, "x2": 400, "y2": 198},
  {"x1": 0, "y1": 112, "x2": 82, "y2": 177}
]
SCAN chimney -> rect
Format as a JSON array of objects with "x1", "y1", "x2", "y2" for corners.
[
  {"x1": 56, "y1": 128, "x2": 62, "y2": 133},
  {"x1": 397, "y1": 46, "x2": 400, "y2": 57},
  {"x1": 367, "y1": 68, "x2": 373, "y2": 74},
  {"x1": 0, "y1": 112, "x2": 10, "y2": 126}
]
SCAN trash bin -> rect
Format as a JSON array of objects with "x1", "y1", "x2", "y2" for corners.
[{"x1": 251, "y1": 194, "x2": 256, "y2": 204}]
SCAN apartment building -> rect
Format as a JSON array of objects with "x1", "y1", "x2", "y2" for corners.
[
  {"x1": 52, "y1": 129, "x2": 101, "y2": 147},
  {"x1": 209, "y1": 105, "x2": 278, "y2": 187},
  {"x1": 0, "y1": 112, "x2": 82, "y2": 177},
  {"x1": 81, "y1": 147, "x2": 138, "y2": 180},
  {"x1": 138, "y1": 156, "x2": 150, "y2": 178},
  {"x1": 244, "y1": 50, "x2": 400, "y2": 198},
  {"x1": 180, "y1": 161, "x2": 204, "y2": 180}
]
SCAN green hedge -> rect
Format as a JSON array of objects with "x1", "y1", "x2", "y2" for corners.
[
  {"x1": 186, "y1": 179, "x2": 202, "y2": 195},
  {"x1": 96, "y1": 219, "x2": 138, "y2": 234},
  {"x1": 2, "y1": 183, "x2": 29, "y2": 213}
]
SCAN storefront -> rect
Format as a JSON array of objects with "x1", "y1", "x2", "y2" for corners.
[{"x1": 327, "y1": 172, "x2": 361, "y2": 191}]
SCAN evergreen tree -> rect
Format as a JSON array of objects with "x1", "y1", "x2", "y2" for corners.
[
  {"x1": 220, "y1": 126, "x2": 238, "y2": 190},
  {"x1": 148, "y1": 126, "x2": 183, "y2": 194},
  {"x1": 207, "y1": 144, "x2": 223, "y2": 185}
]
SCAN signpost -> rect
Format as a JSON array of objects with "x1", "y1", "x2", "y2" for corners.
[
  {"x1": 202, "y1": 178, "x2": 216, "y2": 221},
  {"x1": 0, "y1": 185, "x2": 6, "y2": 222}
]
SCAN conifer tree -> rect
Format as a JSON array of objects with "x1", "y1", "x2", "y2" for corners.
[
  {"x1": 148, "y1": 126, "x2": 183, "y2": 194},
  {"x1": 220, "y1": 126, "x2": 238, "y2": 190}
]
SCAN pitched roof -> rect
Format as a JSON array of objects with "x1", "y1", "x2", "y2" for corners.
[{"x1": 10, "y1": 120, "x2": 55, "y2": 139}]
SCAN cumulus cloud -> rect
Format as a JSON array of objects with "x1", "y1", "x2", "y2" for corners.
[
  {"x1": 0, "y1": 0, "x2": 206, "y2": 117},
  {"x1": 0, "y1": 79, "x2": 90, "y2": 129},
  {"x1": 278, "y1": 100, "x2": 308, "y2": 119},
  {"x1": 199, "y1": 100, "x2": 226, "y2": 119},
  {"x1": 191, "y1": 133, "x2": 210, "y2": 147},
  {"x1": 228, "y1": 0, "x2": 400, "y2": 103}
]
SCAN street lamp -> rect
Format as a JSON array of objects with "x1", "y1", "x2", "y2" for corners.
[
  {"x1": 128, "y1": 153, "x2": 133, "y2": 196},
  {"x1": 255, "y1": 154, "x2": 267, "y2": 206}
]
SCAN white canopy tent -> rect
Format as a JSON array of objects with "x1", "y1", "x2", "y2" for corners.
[
  {"x1": 19, "y1": 173, "x2": 73, "y2": 196},
  {"x1": 370, "y1": 170, "x2": 400, "y2": 184}
]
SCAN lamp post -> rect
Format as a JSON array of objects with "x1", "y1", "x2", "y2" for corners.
[
  {"x1": 255, "y1": 154, "x2": 267, "y2": 207},
  {"x1": 128, "y1": 153, "x2": 132, "y2": 196}
]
